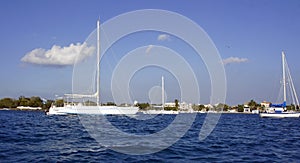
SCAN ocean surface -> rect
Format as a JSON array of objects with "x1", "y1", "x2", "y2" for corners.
[{"x1": 0, "y1": 110, "x2": 300, "y2": 162}]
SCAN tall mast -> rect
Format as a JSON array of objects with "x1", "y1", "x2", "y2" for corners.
[
  {"x1": 282, "y1": 51, "x2": 286, "y2": 108},
  {"x1": 162, "y1": 76, "x2": 164, "y2": 110},
  {"x1": 96, "y1": 19, "x2": 100, "y2": 105}
]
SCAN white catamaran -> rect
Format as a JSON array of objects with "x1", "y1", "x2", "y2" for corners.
[
  {"x1": 47, "y1": 20, "x2": 139, "y2": 115},
  {"x1": 260, "y1": 51, "x2": 300, "y2": 118}
]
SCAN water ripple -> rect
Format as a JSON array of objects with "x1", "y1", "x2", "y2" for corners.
[{"x1": 0, "y1": 111, "x2": 300, "y2": 162}]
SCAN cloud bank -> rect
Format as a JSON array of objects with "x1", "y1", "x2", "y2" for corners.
[
  {"x1": 157, "y1": 34, "x2": 170, "y2": 41},
  {"x1": 222, "y1": 57, "x2": 248, "y2": 65},
  {"x1": 21, "y1": 43, "x2": 95, "y2": 66}
]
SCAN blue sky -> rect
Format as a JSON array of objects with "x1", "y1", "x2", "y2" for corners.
[{"x1": 1, "y1": 0, "x2": 300, "y2": 105}]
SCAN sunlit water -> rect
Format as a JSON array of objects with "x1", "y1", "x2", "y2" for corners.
[{"x1": 0, "y1": 110, "x2": 300, "y2": 162}]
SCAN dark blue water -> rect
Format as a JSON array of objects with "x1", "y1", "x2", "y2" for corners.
[{"x1": 0, "y1": 110, "x2": 300, "y2": 162}]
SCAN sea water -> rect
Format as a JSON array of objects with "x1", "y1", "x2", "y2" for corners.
[{"x1": 0, "y1": 110, "x2": 299, "y2": 162}]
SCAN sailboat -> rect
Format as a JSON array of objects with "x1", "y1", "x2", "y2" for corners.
[
  {"x1": 260, "y1": 51, "x2": 300, "y2": 118},
  {"x1": 47, "y1": 20, "x2": 139, "y2": 115},
  {"x1": 142, "y1": 76, "x2": 179, "y2": 115}
]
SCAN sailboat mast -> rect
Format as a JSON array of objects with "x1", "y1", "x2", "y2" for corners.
[
  {"x1": 162, "y1": 76, "x2": 164, "y2": 110},
  {"x1": 96, "y1": 19, "x2": 100, "y2": 106},
  {"x1": 282, "y1": 51, "x2": 286, "y2": 108}
]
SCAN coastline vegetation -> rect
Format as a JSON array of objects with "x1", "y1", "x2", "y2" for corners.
[
  {"x1": 0, "y1": 96, "x2": 53, "y2": 111},
  {"x1": 0, "y1": 96, "x2": 299, "y2": 113}
]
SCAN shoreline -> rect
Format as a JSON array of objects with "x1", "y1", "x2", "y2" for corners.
[{"x1": 0, "y1": 108, "x2": 259, "y2": 114}]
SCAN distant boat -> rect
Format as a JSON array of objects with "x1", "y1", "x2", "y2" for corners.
[
  {"x1": 260, "y1": 52, "x2": 300, "y2": 118},
  {"x1": 47, "y1": 19, "x2": 138, "y2": 115},
  {"x1": 0, "y1": 108, "x2": 10, "y2": 111},
  {"x1": 142, "y1": 76, "x2": 179, "y2": 115},
  {"x1": 17, "y1": 106, "x2": 42, "y2": 110},
  {"x1": 142, "y1": 109, "x2": 179, "y2": 115}
]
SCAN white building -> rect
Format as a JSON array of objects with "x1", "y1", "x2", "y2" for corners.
[
  {"x1": 164, "y1": 102, "x2": 176, "y2": 107},
  {"x1": 180, "y1": 102, "x2": 192, "y2": 111},
  {"x1": 244, "y1": 104, "x2": 251, "y2": 112},
  {"x1": 261, "y1": 101, "x2": 271, "y2": 108},
  {"x1": 164, "y1": 102, "x2": 192, "y2": 111}
]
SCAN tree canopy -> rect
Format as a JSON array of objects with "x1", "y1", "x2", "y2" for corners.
[{"x1": 0, "y1": 96, "x2": 53, "y2": 110}]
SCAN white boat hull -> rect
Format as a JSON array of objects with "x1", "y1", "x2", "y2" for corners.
[
  {"x1": 47, "y1": 105, "x2": 139, "y2": 115},
  {"x1": 260, "y1": 113, "x2": 300, "y2": 118},
  {"x1": 142, "y1": 110, "x2": 179, "y2": 115},
  {"x1": 47, "y1": 106, "x2": 70, "y2": 115}
]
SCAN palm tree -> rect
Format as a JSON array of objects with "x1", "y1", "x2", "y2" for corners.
[
  {"x1": 175, "y1": 99, "x2": 179, "y2": 110},
  {"x1": 248, "y1": 99, "x2": 257, "y2": 110}
]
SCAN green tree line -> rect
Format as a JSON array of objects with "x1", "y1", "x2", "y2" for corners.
[{"x1": 0, "y1": 96, "x2": 53, "y2": 110}]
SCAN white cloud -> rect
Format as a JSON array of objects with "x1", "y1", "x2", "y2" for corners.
[
  {"x1": 157, "y1": 34, "x2": 170, "y2": 41},
  {"x1": 145, "y1": 45, "x2": 153, "y2": 54},
  {"x1": 222, "y1": 57, "x2": 248, "y2": 65},
  {"x1": 21, "y1": 43, "x2": 95, "y2": 66}
]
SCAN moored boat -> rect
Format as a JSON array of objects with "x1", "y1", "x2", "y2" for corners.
[
  {"x1": 141, "y1": 76, "x2": 179, "y2": 115},
  {"x1": 47, "y1": 19, "x2": 138, "y2": 115},
  {"x1": 259, "y1": 51, "x2": 300, "y2": 118},
  {"x1": 260, "y1": 112, "x2": 300, "y2": 118}
]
